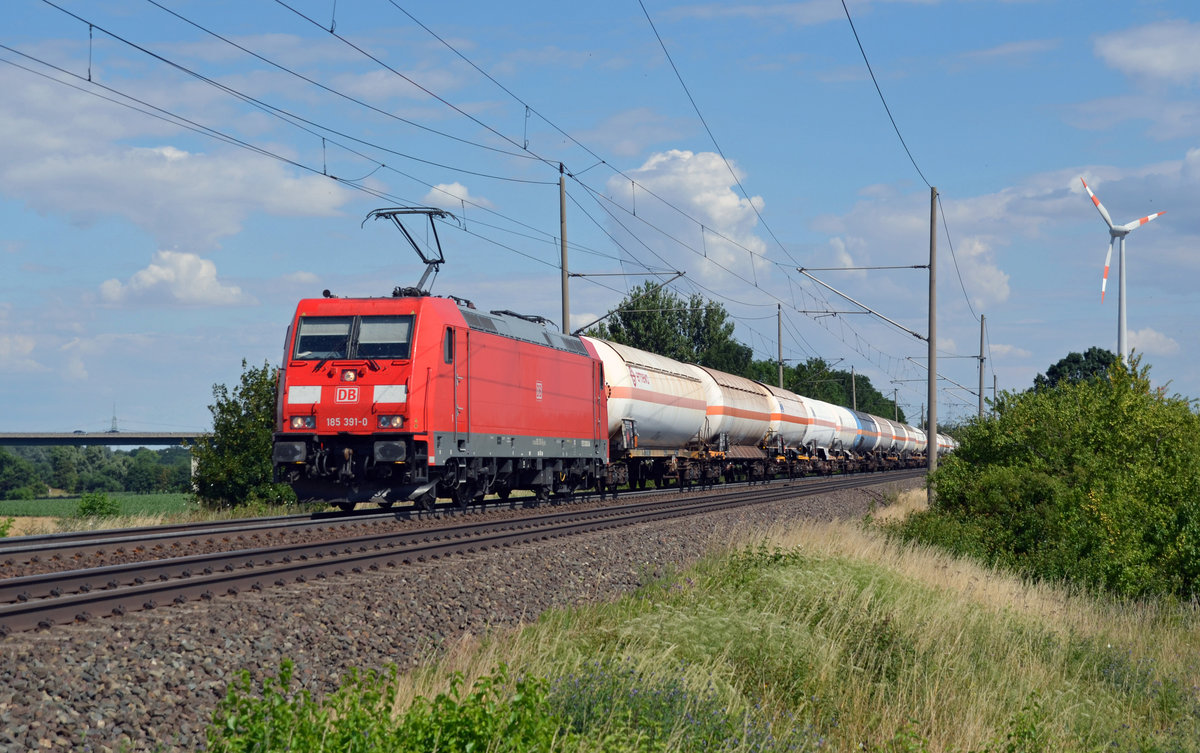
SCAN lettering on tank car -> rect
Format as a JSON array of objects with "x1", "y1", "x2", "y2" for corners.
[{"x1": 628, "y1": 367, "x2": 652, "y2": 388}]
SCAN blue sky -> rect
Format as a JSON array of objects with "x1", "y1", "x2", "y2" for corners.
[{"x1": 2, "y1": 0, "x2": 1197, "y2": 433}]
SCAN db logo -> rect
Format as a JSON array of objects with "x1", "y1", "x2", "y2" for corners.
[{"x1": 335, "y1": 386, "x2": 359, "y2": 403}]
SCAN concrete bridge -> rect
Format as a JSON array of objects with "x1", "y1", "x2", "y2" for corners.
[{"x1": 0, "y1": 432, "x2": 206, "y2": 447}]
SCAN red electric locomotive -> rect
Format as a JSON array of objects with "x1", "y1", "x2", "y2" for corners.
[{"x1": 272, "y1": 292, "x2": 609, "y2": 510}]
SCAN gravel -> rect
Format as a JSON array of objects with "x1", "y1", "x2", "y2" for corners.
[{"x1": 0, "y1": 477, "x2": 917, "y2": 752}]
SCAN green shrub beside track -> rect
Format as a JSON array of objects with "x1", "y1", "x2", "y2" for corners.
[{"x1": 896, "y1": 358, "x2": 1200, "y2": 600}]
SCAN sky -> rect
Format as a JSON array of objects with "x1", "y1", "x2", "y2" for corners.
[{"x1": 2, "y1": 0, "x2": 1198, "y2": 434}]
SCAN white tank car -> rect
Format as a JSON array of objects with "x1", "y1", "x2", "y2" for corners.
[
  {"x1": 762, "y1": 384, "x2": 814, "y2": 452},
  {"x1": 690, "y1": 366, "x2": 774, "y2": 450},
  {"x1": 891, "y1": 422, "x2": 913, "y2": 455},
  {"x1": 797, "y1": 396, "x2": 844, "y2": 454},
  {"x1": 910, "y1": 427, "x2": 928, "y2": 455},
  {"x1": 853, "y1": 411, "x2": 883, "y2": 454},
  {"x1": 830, "y1": 403, "x2": 861, "y2": 453},
  {"x1": 872, "y1": 416, "x2": 900, "y2": 454},
  {"x1": 936, "y1": 433, "x2": 956, "y2": 456},
  {"x1": 582, "y1": 337, "x2": 707, "y2": 449}
]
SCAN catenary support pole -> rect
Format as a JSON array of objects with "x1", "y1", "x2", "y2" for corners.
[
  {"x1": 778, "y1": 304, "x2": 783, "y2": 388},
  {"x1": 928, "y1": 187, "x2": 938, "y2": 477},
  {"x1": 560, "y1": 163, "x2": 569, "y2": 333},
  {"x1": 978, "y1": 314, "x2": 986, "y2": 418}
]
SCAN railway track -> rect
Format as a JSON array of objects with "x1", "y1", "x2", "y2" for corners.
[{"x1": 0, "y1": 470, "x2": 922, "y2": 636}]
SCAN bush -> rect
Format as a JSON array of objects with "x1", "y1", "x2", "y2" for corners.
[
  {"x1": 207, "y1": 661, "x2": 567, "y2": 752},
  {"x1": 190, "y1": 360, "x2": 295, "y2": 510},
  {"x1": 895, "y1": 358, "x2": 1200, "y2": 599},
  {"x1": 77, "y1": 492, "x2": 120, "y2": 518}
]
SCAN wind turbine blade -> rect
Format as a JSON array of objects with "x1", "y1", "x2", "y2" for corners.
[
  {"x1": 1119, "y1": 210, "x2": 1165, "y2": 233},
  {"x1": 1101, "y1": 241, "x2": 1112, "y2": 302},
  {"x1": 1081, "y1": 177, "x2": 1115, "y2": 229}
]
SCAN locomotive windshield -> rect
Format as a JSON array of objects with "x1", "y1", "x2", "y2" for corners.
[
  {"x1": 358, "y1": 316, "x2": 414, "y2": 359},
  {"x1": 292, "y1": 314, "x2": 415, "y2": 360}
]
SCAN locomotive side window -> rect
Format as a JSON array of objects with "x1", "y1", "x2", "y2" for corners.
[
  {"x1": 293, "y1": 316, "x2": 353, "y2": 359},
  {"x1": 443, "y1": 327, "x2": 454, "y2": 363},
  {"x1": 358, "y1": 315, "x2": 415, "y2": 359}
]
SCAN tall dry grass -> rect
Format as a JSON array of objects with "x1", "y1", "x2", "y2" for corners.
[{"x1": 357, "y1": 492, "x2": 1200, "y2": 750}]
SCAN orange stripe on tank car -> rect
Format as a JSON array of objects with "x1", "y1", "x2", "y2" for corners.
[
  {"x1": 608, "y1": 385, "x2": 707, "y2": 412},
  {"x1": 769, "y1": 412, "x2": 814, "y2": 426},
  {"x1": 706, "y1": 405, "x2": 772, "y2": 421}
]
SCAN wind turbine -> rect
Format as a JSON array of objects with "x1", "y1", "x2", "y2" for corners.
[{"x1": 1080, "y1": 177, "x2": 1165, "y2": 362}]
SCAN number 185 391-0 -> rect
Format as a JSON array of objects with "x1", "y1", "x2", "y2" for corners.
[{"x1": 325, "y1": 417, "x2": 370, "y2": 429}]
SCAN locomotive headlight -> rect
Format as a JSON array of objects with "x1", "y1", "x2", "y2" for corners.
[
  {"x1": 290, "y1": 415, "x2": 316, "y2": 429},
  {"x1": 341, "y1": 369, "x2": 357, "y2": 382},
  {"x1": 377, "y1": 415, "x2": 404, "y2": 429}
]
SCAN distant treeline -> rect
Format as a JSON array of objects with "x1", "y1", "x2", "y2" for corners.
[{"x1": 0, "y1": 445, "x2": 191, "y2": 500}]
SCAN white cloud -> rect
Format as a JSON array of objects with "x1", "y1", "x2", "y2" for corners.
[
  {"x1": 0, "y1": 69, "x2": 353, "y2": 251},
  {"x1": 1129, "y1": 327, "x2": 1181, "y2": 357},
  {"x1": 606, "y1": 150, "x2": 769, "y2": 283},
  {"x1": 100, "y1": 250, "x2": 254, "y2": 306},
  {"x1": 576, "y1": 108, "x2": 686, "y2": 158},
  {"x1": 1095, "y1": 21, "x2": 1200, "y2": 85},
  {"x1": 0, "y1": 334, "x2": 45, "y2": 374},
  {"x1": 990, "y1": 343, "x2": 1032, "y2": 360},
  {"x1": 423, "y1": 182, "x2": 494, "y2": 211},
  {"x1": 959, "y1": 39, "x2": 1059, "y2": 65},
  {"x1": 282, "y1": 271, "x2": 321, "y2": 285}
]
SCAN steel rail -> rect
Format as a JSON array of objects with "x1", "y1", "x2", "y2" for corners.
[
  {"x1": 0, "y1": 472, "x2": 921, "y2": 635},
  {"x1": 0, "y1": 469, "x2": 912, "y2": 569}
]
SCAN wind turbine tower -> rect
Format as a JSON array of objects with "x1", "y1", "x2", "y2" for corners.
[{"x1": 1080, "y1": 177, "x2": 1165, "y2": 362}]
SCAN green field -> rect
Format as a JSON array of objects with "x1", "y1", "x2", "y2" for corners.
[{"x1": 0, "y1": 492, "x2": 193, "y2": 518}]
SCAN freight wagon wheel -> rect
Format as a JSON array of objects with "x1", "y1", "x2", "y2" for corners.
[
  {"x1": 335, "y1": 502, "x2": 355, "y2": 512},
  {"x1": 526, "y1": 486, "x2": 550, "y2": 508}
]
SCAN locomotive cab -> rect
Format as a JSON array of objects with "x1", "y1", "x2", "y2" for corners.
[
  {"x1": 273, "y1": 296, "x2": 434, "y2": 507},
  {"x1": 273, "y1": 293, "x2": 610, "y2": 509}
]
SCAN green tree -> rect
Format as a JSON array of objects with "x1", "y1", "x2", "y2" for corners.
[
  {"x1": 190, "y1": 360, "x2": 295, "y2": 509},
  {"x1": 49, "y1": 446, "x2": 80, "y2": 493},
  {"x1": 1033, "y1": 346, "x2": 1118, "y2": 390},
  {"x1": 0, "y1": 448, "x2": 46, "y2": 499},
  {"x1": 588, "y1": 283, "x2": 752, "y2": 371},
  {"x1": 902, "y1": 357, "x2": 1200, "y2": 599},
  {"x1": 780, "y1": 358, "x2": 905, "y2": 422},
  {"x1": 125, "y1": 448, "x2": 160, "y2": 493}
]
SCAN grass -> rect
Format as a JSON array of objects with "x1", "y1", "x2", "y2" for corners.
[
  {"x1": 0, "y1": 492, "x2": 309, "y2": 536},
  {"x1": 205, "y1": 488, "x2": 1200, "y2": 752},
  {"x1": 0, "y1": 492, "x2": 193, "y2": 518}
]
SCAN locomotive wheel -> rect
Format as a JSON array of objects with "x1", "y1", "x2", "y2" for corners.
[
  {"x1": 414, "y1": 492, "x2": 436, "y2": 512},
  {"x1": 451, "y1": 483, "x2": 475, "y2": 510}
]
